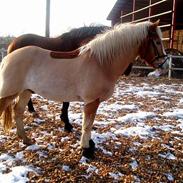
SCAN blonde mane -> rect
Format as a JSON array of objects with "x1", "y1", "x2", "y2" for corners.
[{"x1": 80, "y1": 21, "x2": 162, "y2": 65}]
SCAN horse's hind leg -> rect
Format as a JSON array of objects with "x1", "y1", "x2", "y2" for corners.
[
  {"x1": 14, "y1": 90, "x2": 33, "y2": 145},
  {"x1": 60, "y1": 102, "x2": 73, "y2": 132},
  {"x1": 81, "y1": 99, "x2": 100, "y2": 159},
  {"x1": 27, "y1": 98, "x2": 36, "y2": 113}
]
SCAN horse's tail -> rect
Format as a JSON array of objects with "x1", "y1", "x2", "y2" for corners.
[
  {"x1": 1, "y1": 104, "x2": 13, "y2": 132},
  {"x1": 7, "y1": 41, "x2": 16, "y2": 54}
]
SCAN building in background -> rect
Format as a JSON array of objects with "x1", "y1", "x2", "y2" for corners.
[
  {"x1": 107, "y1": 0, "x2": 183, "y2": 52},
  {"x1": 106, "y1": 0, "x2": 183, "y2": 78}
]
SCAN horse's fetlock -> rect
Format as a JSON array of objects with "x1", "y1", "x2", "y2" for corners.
[{"x1": 82, "y1": 140, "x2": 95, "y2": 159}]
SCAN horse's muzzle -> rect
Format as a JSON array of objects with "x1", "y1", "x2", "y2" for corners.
[{"x1": 152, "y1": 54, "x2": 168, "y2": 69}]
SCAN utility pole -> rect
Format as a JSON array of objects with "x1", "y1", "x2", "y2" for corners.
[{"x1": 45, "y1": 0, "x2": 50, "y2": 37}]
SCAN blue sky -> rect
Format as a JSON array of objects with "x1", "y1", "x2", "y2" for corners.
[{"x1": 0, "y1": 0, "x2": 116, "y2": 37}]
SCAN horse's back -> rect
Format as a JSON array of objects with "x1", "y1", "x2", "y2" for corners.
[
  {"x1": 7, "y1": 34, "x2": 50, "y2": 53},
  {"x1": 1, "y1": 46, "x2": 48, "y2": 79},
  {"x1": 1, "y1": 46, "x2": 37, "y2": 73},
  {"x1": 7, "y1": 25, "x2": 111, "y2": 54}
]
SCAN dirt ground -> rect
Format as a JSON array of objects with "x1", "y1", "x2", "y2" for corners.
[{"x1": 0, "y1": 76, "x2": 183, "y2": 182}]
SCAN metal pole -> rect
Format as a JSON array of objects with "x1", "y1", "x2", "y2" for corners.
[
  {"x1": 170, "y1": 0, "x2": 176, "y2": 49},
  {"x1": 168, "y1": 55, "x2": 172, "y2": 79},
  {"x1": 45, "y1": 0, "x2": 50, "y2": 37},
  {"x1": 121, "y1": 11, "x2": 123, "y2": 23},
  {"x1": 169, "y1": 0, "x2": 177, "y2": 79},
  {"x1": 132, "y1": 0, "x2": 136, "y2": 21},
  {"x1": 149, "y1": 0, "x2": 152, "y2": 21}
]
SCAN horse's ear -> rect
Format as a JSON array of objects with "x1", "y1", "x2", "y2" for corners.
[
  {"x1": 153, "y1": 19, "x2": 160, "y2": 27},
  {"x1": 149, "y1": 20, "x2": 160, "y2": 32},
  {"x1": 151, "y1": 20, "x2": 160, "y2": 28}
]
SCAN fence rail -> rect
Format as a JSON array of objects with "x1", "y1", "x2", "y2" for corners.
[
  {"x1": 120, "y1": 0, "x2": 167, "y2": 19},
  {"x1": 132, "y1": 54, "x2": 183, "y2": 79},
  {"x1": 120, "y1": 0, "x2": 177, "y2": 50},
  {"x1": 131, "y1": 10, "x2": 172, "y2": 23}
]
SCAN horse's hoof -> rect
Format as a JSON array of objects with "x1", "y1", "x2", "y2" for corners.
[
  {"x1": 82, "y1": 147, "x2": 95, "y2": 159},
  {"x1": 82, "y1": 140, "x2": 95, "y2": 159},
  {"x1": 64, "y1": 123, "x2": 73, "y2": 132}
]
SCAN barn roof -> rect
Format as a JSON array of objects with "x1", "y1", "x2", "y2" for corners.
[{"x1": 107, "y1": 0, "x2": 129, "y2": 20}]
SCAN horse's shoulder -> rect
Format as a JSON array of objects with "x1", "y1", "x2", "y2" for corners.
[{"x1": 50, "y1": 49, "x2": 80, "y2": 59}]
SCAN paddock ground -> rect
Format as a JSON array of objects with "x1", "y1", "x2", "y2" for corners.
[{"x1": 0, "y1": 76, "x2": 183, "y2": 182}]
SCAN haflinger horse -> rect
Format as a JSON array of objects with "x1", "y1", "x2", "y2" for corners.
[
  {"x1": 0, "y1": 20, "x2": 166, "y2": 159},
  {"x1": 8, "y1": 26, "x2": 133, "y2": 133},
  {"x1": 7, "y1": 25, "x2": 111, "y2": 132}
]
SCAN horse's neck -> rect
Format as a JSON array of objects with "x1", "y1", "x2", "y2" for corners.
[
  {"x1": 45, "y1": 37, "x2": 64, "y2": 51},
  {"x1": 105, "y1": 49, "x2": 138, "y2": 81}
]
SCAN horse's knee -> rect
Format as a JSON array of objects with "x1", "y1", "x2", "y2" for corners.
[
  {"x1": 14, "y1": 90, "x2": 31, "y2": 115},
  {"x1": 14, "y1": 105, "x2": 24, "y2": 116}
]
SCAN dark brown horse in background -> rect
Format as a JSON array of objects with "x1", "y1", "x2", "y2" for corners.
[{"x1": 7, "y1": 25, "x2": 132, "y2": 132}]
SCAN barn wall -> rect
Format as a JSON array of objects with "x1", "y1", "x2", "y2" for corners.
[{"x1": 163, "y1": 30, "x2": 183, "y2": 52}]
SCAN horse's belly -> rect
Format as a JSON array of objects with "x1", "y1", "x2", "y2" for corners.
[
  {"x1": 42, "y1": 93, "x2": 83, "y2": 102},
  {"x1": 34, "y1": 87, "x2": 82, "y2": 102},
  {"x1": 27, "y1": 74, "x2": 82, "y2": 102}
]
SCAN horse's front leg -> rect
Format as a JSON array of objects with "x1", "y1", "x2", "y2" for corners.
[
  {"x1": 60, "y1": 102, "x2": 73, "y2": 132},
  {"x1": 81, "y1": 99, "x2": 100, "y2": 159},
  {"x1": 14, "y1": 90, "x2": 33, "y2": 145}
]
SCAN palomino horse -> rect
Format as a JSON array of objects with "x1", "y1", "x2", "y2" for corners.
[
  {"x1": 7, "y1": 25, "x2": 110, "y2": 132},
  {"x1": 0, "y1": 21, "x2": 166, "y2": 158}
]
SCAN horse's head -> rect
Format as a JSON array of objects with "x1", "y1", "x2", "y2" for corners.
[{"x1": 139, "y1": 20, "x2": 167, "y2": 69}]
